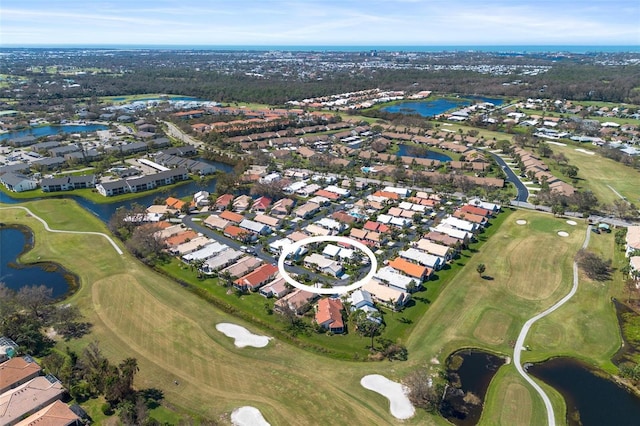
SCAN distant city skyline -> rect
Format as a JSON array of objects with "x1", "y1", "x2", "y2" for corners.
[{"x1": 1, "y1": 0, "x2": 639, "y2": 47}]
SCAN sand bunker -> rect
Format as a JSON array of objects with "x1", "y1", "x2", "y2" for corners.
[
  {"x1": 216, "y1": 323, "x2": 271, "y2": 348},
  {"x1": 360, "y1": 374, "x2": 415, "y2": 420},
  {"x1": 566, "y1": 220, "x2": 577, "y2": 226},
  {"x1": 516, "y1": 220, "x2": 527, "y2": 225},
  {"x1": 231, "y1": 406, "x2": 270, "y2": 426},
  {"x1": 575, "y1": 148, "x2": 595, "y2": 155},
  {"x1": 558, "y1": 231, "x2": 569, "y2": 237}
]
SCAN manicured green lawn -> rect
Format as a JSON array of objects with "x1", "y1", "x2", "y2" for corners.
[
  {"x1": 1, "y1": 199, "x2": 626, "y2": 425},
  {"x1": 543, "y1": 143, "x2": 640, "y2": 205}
]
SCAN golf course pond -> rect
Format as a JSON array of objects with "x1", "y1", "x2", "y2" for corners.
[
  {"x1": 440, "y1": 349, "x2": 505, "y2": 425},
  {"x1": 529, "y1": 357, "x2": 640, "y2": 426},
  {"x1": 0, "y1": 224, "x2": 77, "y2": 297}
]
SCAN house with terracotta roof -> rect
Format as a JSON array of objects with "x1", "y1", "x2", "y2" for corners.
[
  {"x1": 0, "y1": 356, "x2": 42, "y2": 395},
  {"x1": 388, "y1": 257, "x2": 433, "y2": 282},
  {"x1": 165, "y1": 196, "x2": 186, "y2": 211},
  {"x1": 14, "y1": 400, "x2": 80, "y2": 426},
  {"x1": 215, "y1": 194, "x2": 234, "y2": 211},
  {"x1": 453, "y1": 210, "x2": 487, "y2": 226},
  {"x1": 314, "y1": 189, "x2": 340, "y2": 201},
  {"x1": 0, "y1": 376, "x2": 65, "y2": 426},
  {"x1": 164, "y1": 230, "x2": 199, "y2": 248},
  {"x1": 234, "y1": 264, "x2": 279, "y2": 292},
  {"x1": 223, "y1": 225, "x2": 255, "y2": 242},
  {"x1": 219, "y1": 210, "x2": 244, "y2": 223},
  {"x1": 332, "y1": 210, "x2": 357, "y2": 224},
  {"x1": 315, "y1": 298, "x2": 344, "y2": 334},
  {"x1": 626, "y1": 226, "x2": 640, "y2": 257},
  {"x1": 252, "y1": 196, "x2": 272, "y2": 212}
]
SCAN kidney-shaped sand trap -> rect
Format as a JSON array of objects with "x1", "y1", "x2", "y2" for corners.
[
  {"x1": 558, "y1": 231, "x2": 569, "y2": 237},
  {"x1": 566, "y1": 220, "x2": 577, "y2": 226},
  {"x1": 360, "y1": 374, "x2": 415, "y2": 420},
  {"x1": 516, "y1": 219, "x2": 527, "y2": 225},
  {"x1": 216, "y1": 323, "x2": 272, "y2": 348},
  {"x1": 231, "y1": 406, "x2": 270, "y2": 426}
]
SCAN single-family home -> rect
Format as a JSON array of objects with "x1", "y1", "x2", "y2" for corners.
[
  {"x1": 219, "y1": 210, "x2": 244, "y2": 224},
  {"x1": 0, "y1": 376, "x2": 65, "y2": 426},
  {"x1": 398, "y1": 248, "x2": 444, "y2": 270},
  {"x1": 234, "y1": 264, "x2": 279, "y2": 292},
  {"x1": 315, "y1": 298, "x2": 344, "y2": 334},
  {"x1": 441, "y1": 216, "x2": 478, "y2": 234},
  {"x1": 388, "y1": 257, "x2": 432, "y2": 282},
  {"x1": 304, "y1": 253, "x2": 343, "y2": 277},
  {"x1": 304, "y1": 223, "x2": 332, "y2": 237},
  {"x1": 295, "y1": 201, "x2": 320, "y2": 219},
  {"x1": 460, "y1": 204, "x2": 492, "y2": 218},
  {"x1": 221, "y1": 256, "x2": 263, "y2": 278},
  {"x1": 275, "y1": 289, "x2": 317, "y2": 314},
  {"x1": 414, "y1": 239, "x2": 454, "y2": 261},
  {"x1": 315, "y1": 218, "x2": 345, "y2": 233},
  {"x1": 203, "y1": 215, "x2": 230, "y2": 230},
  {"x1": 223, "y1": 225, "x2": 255, "y2": 242},
  {"x1": 14, "y1": 400, "x2": 80, "y2": 426},
  {"x1": 182, "y1": 241, "x2": 228, "y2": 263},
  {"x1": 254, "y1": 214, "x2": 281, "y2": 229},
  {"x1": 260, "y1": 276, "x2": 291, "y2": 298},
  {"x1": 215, "y1": 194, "x2": 234, "y2": 210},
  {"x1": 375, "y1": 266, "x2": 420, "y2": 292},
  {"x1": 233, "y1": 195, "x2": 252, "y2": 212},
  {"x1": 626, "y1": 226, "x2": 640, "y2": 257},
  {"x1": 0, "y1": 356, "x2": 42, "y2": 395},
  {"x1": 332, "y1": 210, "x2": 357, "y2": 225},
  {"x1": 453, "y1": 210, "x2": 487, "y2": 226},
  {"x1": 424, "y1": 231, "x2": 462, "y2": 248},
  {"x1": 362, "y1": 279, "x2": 411, "y2": 309},
  {"x1": 271, "y1": 198, "x2": 295, "y2": 216},
  {"x1": 252, "y1": 196, "x2": 272, "y2": 212},
  {"x1": 432, "y1": 224, "x2": 472, "y2": 245},
  {"x1": 201, "y1": 248, "x2": 244, "y2": 274},
  {"x1": 239, "y1": 219, "x2": 271, "y2": 235},
  {"x1": 467, "y1": 198, "x2": 500, "y2": 213}
]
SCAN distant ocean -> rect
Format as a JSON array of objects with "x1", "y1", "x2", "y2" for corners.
[{"x1": 2, "y1": 45, "x2": 639, "y2": 53}]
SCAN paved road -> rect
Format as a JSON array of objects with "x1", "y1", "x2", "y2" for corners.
[
  {"x1": 0, "y1": 206, "x2": 123, "y2": 255},
  {"x1": 513, "y1": 224, "x2": 591, "y2": 426},
  {"x1": 484, "y1": 150, "x2": 529, "y2": 202}
]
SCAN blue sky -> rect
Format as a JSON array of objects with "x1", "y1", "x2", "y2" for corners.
[{"x1": 1, "y1": 0, "x2": 639, "y2": 46}]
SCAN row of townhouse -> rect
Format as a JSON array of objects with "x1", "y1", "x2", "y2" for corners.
[
  {"x1": 0, "y1": 351, "x2": 82, "y2": 426},
  {"x1": 96, "y1": 167, "x2": 188, "y2": 196}
]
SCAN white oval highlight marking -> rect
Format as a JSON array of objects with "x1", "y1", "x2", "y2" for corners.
[
  {"x1": 360, "y1": 374, "x2": 415, "y2": 420},
  {"x1": 277, "y1": 235, "x2": 378, "y2": 295}
]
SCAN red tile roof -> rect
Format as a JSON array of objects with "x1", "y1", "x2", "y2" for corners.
[
  {"x1": 215, "y1": 193, "x2": 234, "y2": 207},
  {"x1": 235, "y1": 264, "x2": 279, "y2": 289},
  {"x1": 166, "y1": 196, "x2": 186, "y2": 210},
  {"x1": 220, "y1": 210, "x2": 244, "y2": 223},
  {"x1": 314, "y1": 189, "x2": 340, "y2": 200},
  {"x1": 460, "y1": 204, "x2": 492, "y2": 217},
  {"x1": 388, "y1": 257, "x2": 431, "y2": 279},
  {"x1": 315, "y1": 298, "x2": 344, "y2": 331}
]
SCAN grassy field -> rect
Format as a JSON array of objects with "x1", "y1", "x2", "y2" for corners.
[
  {"x1": 542, "y1": 143, "x2": 640, "y2": 205},
  {"x1": 0, "y1": 199, "x2": 625, "y2": 425}
]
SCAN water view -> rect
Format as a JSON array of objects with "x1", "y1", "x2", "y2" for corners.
[
  {"x1": 382, "y1": 96, "x2": 504, "y2": 117},
  {"x1": 0, "y1": 226, "x2": 74, "y2": 297},
  {"x1": 396, "y1": 144, "x2": 452, "y2": 162},
  {"x1": 0, "y1": 124, "x2": 109, "y2": 141},
  {"x1": 0, "y1": 159, "x2": 232, "y2": 222},
  {"x1": 529, "y1": 357, "x2": 640, "y2": 426}
]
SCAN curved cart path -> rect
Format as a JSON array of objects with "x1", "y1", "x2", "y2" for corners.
[
  {"x1": 0, "y1": 205, "x2": 123, "y2": 255},
  {"x1": 513, "y1": 225, "x2": 591, "y2": 426}
]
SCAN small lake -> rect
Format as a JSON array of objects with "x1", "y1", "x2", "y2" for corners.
[
  {"x1": 396, "y1": 144, "x2": 452, "y2": 162},
  {"x1": 382, "y1": 96, "x2": 504, "y2": 117},
  {"x1": 0, "y1": 226, "x2": 75, "y2": 298},
  {"x1": 0, "y1": 124, "x2": 109, "y2": 141},
  {"x1": 440, "y1": 349, "x2": 505, "y2": 425},
  {"x1": 529, "y1": 357, "x2": 640, "y2": 426}
]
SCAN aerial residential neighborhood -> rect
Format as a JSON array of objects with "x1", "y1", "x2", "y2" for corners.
[{"x1": 1, "y1": 3, "x2": 640, "y2": 424}]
